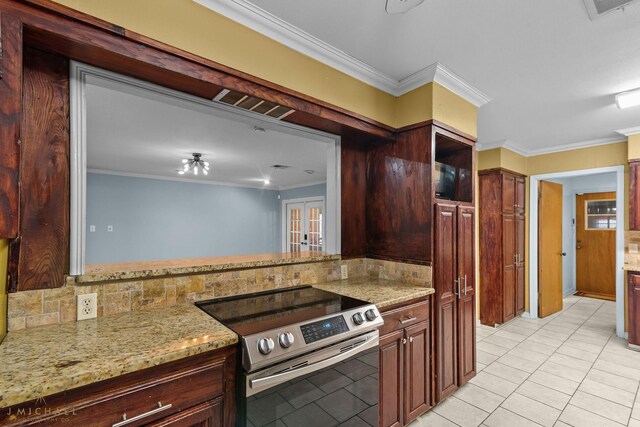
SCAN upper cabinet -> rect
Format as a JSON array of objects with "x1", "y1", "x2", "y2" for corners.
[
  {"x1": 630, "y1": 160, "x2": 640, "y2": 231},
  {"x1": 433, "y1": 127, "x2": 475, "y2": 204}
]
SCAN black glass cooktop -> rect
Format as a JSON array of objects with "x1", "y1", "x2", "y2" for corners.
[{"x1": 196, "y1": 286, "x2": 369, "y2": 336}]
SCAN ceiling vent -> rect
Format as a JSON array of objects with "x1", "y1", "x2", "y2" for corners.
[
  {"x1": 583, "y1": 0, "x2": 639, "y2": 20},
  {"x1": 214, "y1": 89, "x2": 295, "y2": 120}
]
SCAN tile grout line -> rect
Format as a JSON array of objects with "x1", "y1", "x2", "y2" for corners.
[
  {"x1": 472, "y1": 297, "x2": 619, "y2": 426},
  {"x1": 555, "y1": 300, "x2": 631, "y2": 426}
]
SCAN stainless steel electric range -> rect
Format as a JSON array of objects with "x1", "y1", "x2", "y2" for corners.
[{"x1": 196, "y1": 286, "x2": 383, "y2": 427}]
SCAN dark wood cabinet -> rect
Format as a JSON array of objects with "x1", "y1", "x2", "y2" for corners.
[
  {"x1": 433, "y1": 203, "x2": 476, "y2": 402},
  {"x1": 479, "y1": 169, "x2": 526, "y2": 326},
  {"x1": 0, "y1": 346, "x2": 236, "y2": 427},
  {"x1": 630, "y1": 161, "x2": 640, "y2": 231},
  {"x1": 379, "y1": 299, "x2": 431, "y2": 427},
  {"x1": 629, "y1": 272, "x2": 640, "y2": 349}
]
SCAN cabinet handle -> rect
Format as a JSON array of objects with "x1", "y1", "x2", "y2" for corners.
[
  {"x1": 400, "y1": 316, "x2": 417, "y2": 324},
  {"x1": 464, "y1": 275, "x2": 468, "y2": 296},
  {"x1": 112, "y1": 402, "x2": 173, "y2": 427},
  {"x1": 402, "y1": 338, "x2": 407, "y2": 345},
  {"x1": 454, "y1": 278, "x2": 460, "y2": 297},
  {"x1": 409, "y1": 336, "x2": 414, "y2": 343}
]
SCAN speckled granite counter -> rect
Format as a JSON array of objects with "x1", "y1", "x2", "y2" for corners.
[
  {"x1": 0, "y1": 304, "x2": 237, "y2": 409},
  {"x1": 79, "y1": 252, "x2": 340, "y2": 283},
  {"x1": 314, "y1": 277, "x2": 434, "y2": 308}
]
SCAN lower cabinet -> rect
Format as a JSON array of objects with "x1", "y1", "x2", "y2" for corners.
[
  {"x1": 629, "y1": 272, "x2": 640, "y2": 348},
  {"x1": 379, "y1": 298, "x2": 431, "y2": 427},
  {"x1": 0, "y1": 346, "x2": 236, "y2": 427}
]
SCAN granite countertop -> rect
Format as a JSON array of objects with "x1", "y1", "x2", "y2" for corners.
[
  {"x1": 314, "y1": 277, "x2": 434, "y2": 308},
  {"x1": 0, "y1": 304, "x2": 237, "y2": 409},
  {"x1": 0, "y1": 277, "x2": 431, "y2": 410},
  {"x1": 78, "y1": 252, "x2": 340, "y2": 283}
]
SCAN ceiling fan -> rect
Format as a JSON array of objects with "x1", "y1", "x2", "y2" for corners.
[{"x1": 385, "y1": 0, "x2": 425, "y2": 14}]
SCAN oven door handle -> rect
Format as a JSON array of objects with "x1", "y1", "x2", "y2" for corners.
[{"x1": 249, "y1": 333, "x2": 379, "y2": 393}]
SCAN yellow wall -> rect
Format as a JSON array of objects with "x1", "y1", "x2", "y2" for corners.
[
  {"x1": 51, "y1": 0, "x2": 478, "y2": 136},
  {"x1": 628, "y1": 134, "x2": 640, "y2": 160},
  {"x1": 431, "y1": 83, "x2": 478, "y2": 138},
  {"x1": 476, "y1": 147, "x2": 526, "y2": 174},
  {"x1": 0, "y1": 239, "x2": 8, "y2": 342}
]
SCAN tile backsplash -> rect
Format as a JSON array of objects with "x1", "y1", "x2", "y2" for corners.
[{"x1": 7, "y1": 257, "x2": 431, "y2": 331}]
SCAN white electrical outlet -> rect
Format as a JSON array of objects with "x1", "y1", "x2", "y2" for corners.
[
  {"x1": 631, "y1": 243, "x2": 639, "y2": 254},
  {"x1": 77, "y1": 293, "x2": 98, "y2": 321},
  {"x1": 341, "y1": 264, "x2": 348, "y2": 280},
  {"x1": 89, "y1": 225, "x2": 96, "y2": 232},
  {"x1": 107, "y1": 225, "x2": 114, "y2": 232}
]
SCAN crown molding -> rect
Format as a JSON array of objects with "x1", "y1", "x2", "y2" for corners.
[
  {"x1": 193, "y1": 0, "x2": 491, "y2": 106},
  {"x1": 616, "y1": 126, "x2": 640, "y2": 136},
  {"x1": 525, "y1": 136, "x2": 623, "y2": 156},
  {"x1": 476, "y1": 136, "x2": 623, "y2": 157}
]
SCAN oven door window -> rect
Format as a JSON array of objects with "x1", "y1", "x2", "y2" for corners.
[{"x1": 245, "y1": 347, "x2": 378, "y2": 427}]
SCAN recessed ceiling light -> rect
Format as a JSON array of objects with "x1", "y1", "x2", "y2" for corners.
[
  {"x1": 616, "y1": 88, "x2": 640, "y2": 109},
  {"x1": 305, "y1": 170, "x2": 315, "y2": 174},
  {"x1": 253, "y1": 126, "x2": 266, "y2": 133},
  {"x1": 263, "y1": 179, "x2": 270, "y2": 185}
]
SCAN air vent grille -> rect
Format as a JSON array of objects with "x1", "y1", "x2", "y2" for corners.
[
  {"x1": 214, "y1": 89, "x2": 295, "y2": 120},
  {"x1": 583, "y1": 0, "x2": 639, "y2": 19}
]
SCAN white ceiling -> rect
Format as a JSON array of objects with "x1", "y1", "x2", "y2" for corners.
[
  {"x1": 200, "y1": 0, "x2": 640, "y2": 155},
  {"x1": 85, "y1": 74, "x2": 329, "y2": 190}
]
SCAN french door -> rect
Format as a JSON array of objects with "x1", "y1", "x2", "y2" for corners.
[{"x1": 284, "y1": 199, "x2": 323, "y2": 253}]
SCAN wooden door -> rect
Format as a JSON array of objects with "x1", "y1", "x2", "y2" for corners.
[
  {"x1": 628, "y1": 273, "x2": 640, "y2": 347},
  {"x1": 457, "y1": 207, "x2": 476, "y2": 386},
  {"x1": 434, "y1": 203, "x2": 458, "y2": 401},
  {"x1": 403, "y1": 321, "x2": 430, "y2": 424},
  {"x1": 575, "y1": 192, "x2": 616, "y2": 299},
  {"x1": 502, "y1": 214, "x2": 516, "y2": 322},
  {"x1": 538, "y1": 180, "x2": 564, "y2": 318},
  {"x1": 502, "y1": 173, "x2": 516, "y2": 214},
  {"x1": 379, "y1": 330, "x2": 404, "y2": 427},
  {"x1": 516, "y1": 215, "x2": 526, "y2": 314}
]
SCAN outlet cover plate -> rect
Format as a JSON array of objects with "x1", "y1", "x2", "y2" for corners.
[
  {"x1": 341, "y1": 265, "x2": 348, "y2": 280},
  {"x1": 77, "y1": 293, "x2": 98, "y2": 321}
]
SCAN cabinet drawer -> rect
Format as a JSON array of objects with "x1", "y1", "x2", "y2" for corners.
[
  {"x1": 380, "y1": 299, "x2": 429, "y2": 336},
  {"x1": 5, "y1": 356, "x2": 227, "y2": 427}
]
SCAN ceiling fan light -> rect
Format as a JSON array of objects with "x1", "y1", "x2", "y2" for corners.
[
  {"x1": 616, "y1": 88, "x2": 640, "y2": 109},
  {"x1": 182, "y1": 159, "x2": 189, "y2": 164},
  {"x1": 178, "y1": 170, "x2": 185, "y2": 175},
  {"x1": 203, "y1": 169, "x2": 208, "y2": 175}
]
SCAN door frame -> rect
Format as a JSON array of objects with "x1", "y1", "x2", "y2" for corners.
[
  {"x1": 528, "y1": 166, "x2": 625, "y2": 338},
  {"x1": 281, "y1": 196, "x2": 326, "y2": 252}
]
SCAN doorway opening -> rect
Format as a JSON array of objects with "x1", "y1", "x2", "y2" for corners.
[{"x1": 529, "y1": 166, "x2": 625, "y2": 338}]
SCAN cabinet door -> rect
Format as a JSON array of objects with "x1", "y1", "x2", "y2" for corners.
[
  {"x1": 502, "y1": 215, "x2": 516, "y2": 323},
  {"x1": 380, "y1": 330, "x2": 404, "y2": 427},
  {"x1": 515, "y1": 177, "x2": 526, "y2": 215},
  {"x1": 630, "y1": 161, "x2": 640, "y2": 231},
  {"x1": 149, "y1": 399, "x2": 223, "y2": 427},
  {"x1": 629, "y1": 273, "x2": 640, "y2": 346},
  {"x1": 434, "y1": 203, "x2": 458, "y2": 402},
  {"x1": 403, "y1": 321, "x2": 431, "y2": 424},
  {"x1": 516, "y1": 215, "x2": 526, "y2": 315},
  {"x1": 502, "y1": 173, "x2": 516, "y2": 214},
  {"x1": 457, "y1": 207, "x2": 476, "y2": 386}
]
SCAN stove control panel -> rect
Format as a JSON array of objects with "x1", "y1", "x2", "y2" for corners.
[
  {"x1": 300, "y1": 315, "x2": 349, "y2": 344},
  {"x1": 242, "y1": 304, "x2": 383, "y2": 372}
]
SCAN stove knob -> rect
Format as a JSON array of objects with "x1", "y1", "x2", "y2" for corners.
[
  {"x1": 279, "y1": 332, "x2": 295, "y2": 348},
  {"x1": 352, "y1": 312, "x2": 365, "y2": 325},
  {"x1": 257, "y1": 337, "x2": 275, "y2": 355},
  {"x1": 365, "y1": 309, "x2": 378, "y2": 322}
]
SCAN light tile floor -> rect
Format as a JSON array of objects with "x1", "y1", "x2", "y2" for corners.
[{"x1": 414, "y1": 296, "x2": 640, "y2": 427}]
